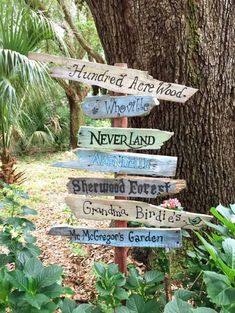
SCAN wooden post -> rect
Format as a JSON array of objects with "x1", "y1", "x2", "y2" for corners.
[{"x1": 112, "y1": 63, "x2": 128, "y2": 274}]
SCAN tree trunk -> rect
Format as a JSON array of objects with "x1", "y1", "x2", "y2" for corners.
[
  {"x1": 86, "y1": 0, "x2": 235, "y2": 213},
  {"x1": 66, "y1": 81, "x2": 88, "y2": 149}
]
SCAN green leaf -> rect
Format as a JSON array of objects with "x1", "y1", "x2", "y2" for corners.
[
  {"x1": 60, "y1": 299, "x2": 78, "y2": 313},
  {"x1": 6, "y1": 269, "x2": 28, "y2": 291},
  {"x1": 94, "y1": 262, "x2": 106, "y2": 277},
  {"x1": 37, "y1": 264, "x2": 63, "y2": 288},
  {"x1": 193, "y1": 308, "x2": 217, "y2": 312},
  {"x1": 174, "y1": 289, "x2": 194, "y2": 301},
  {"x1": 40, "y1": 283, "x2": 65, "y2": 298},
  {"x1": 126, "y1": 295, "x2": 145, "y2": 313},
  {"x1": 21, "y1": 206, "x2": 37, "y2": 215},
  {"x1": 126, "y1": 267, "x2": 141, "y2": 289},
  {"x1": 113, "y1": 288, "x2": 129, "y2": 300},
  {"x1": 203, "y1": 271, "x2": 235, "y2": 306},
  {"x1": 95, "y1": 281, "x2": 110, "y2": 296},
  {"x1": 163, "y1": 298, "x2": 193, "y2": 313},
  {"x1": 222, "y1": 238, "x2": 235, "y2": 269},
  {"x1": 107, "y1": 263, "x2": 119, "y2": 275},
  {"x1": 73, "y1": 304, "x2": 93, "y2": 313},
  {"x1": 24, "y1": 257, "x2": 43, "y2": 278},
  {"x1": 24, "y1": 293, "x2": 49, "y2": 309},
  {"x1": 144, "y1": 270, "x2": 164, "y2": 284},
  {"x1": 115, "y1": 307, "x2": 130, "y2": 313}
]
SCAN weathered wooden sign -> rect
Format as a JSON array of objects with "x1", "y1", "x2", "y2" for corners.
[
  {"x1": 48, "y1": 226, "x2": 182, "y2": 248},
  {"x1": 65, "y1": 196, "x2": 212, "y2": 229},
  {"x1": 78, "y1": 126, "x2": 173, "y2": 150},
  {"x1": 82, "y1": 95, "x2": 159, "y2": 119},
  {"x1": 28, "y1": 53, "x2": 197, "y2": 103},
  {"x1": 53, "y1": 149, "x2": 177, "y2": 177},
  {"x1": 67, "y1": 177, "x2": 186, "y2": 198}
]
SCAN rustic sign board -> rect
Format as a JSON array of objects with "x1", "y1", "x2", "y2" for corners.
[
  {"x1": 78, "y1": 126, "x2": 173, "y2": 150},
  {"x1": 53, "y1": 149, "x2": 177, "y2": 177},
  {"x1": 81, "y1": 95, "x2": 159, "y2": 119},
  {"x1": 65, "y1": 196, "x2": 212, "y2": 229},
  {"x1": 48, "y1": 226, "x2": 182, "y2": 248},
  {"x1": 67, "y1": 177, "x2": 186, "y2": 198},
  {"x1": 28, "y1": 53, "x2": 197, "y2": 103}
]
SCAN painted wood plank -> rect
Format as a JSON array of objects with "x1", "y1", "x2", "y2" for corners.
[
  {"x1": 66, "y1": 177, "x2": 186, "y2": 198},
  {"x1": 28, "y1": 52, "x2": 197, "y2": 103},
  {"x1": 65, "y1": 196, "x2": 212, "y2": 230},
  {"x1": 48, "y1": 226, "x2": 182, "y2": 248},
  {"x1": 53, "y1": 149, "x2": 177, "y2": 177},
  {"x1": 78, "y1": 126, "x2": 173, "y2": 150},
  {"x1": 81, "y1": 95, "x2": 159, "y2": 118}
]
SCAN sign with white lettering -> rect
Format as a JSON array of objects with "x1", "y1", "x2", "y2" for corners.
[
  {"x1": 67, "y1": 177, "x2": 186, "y2": 198},
  {"x1": 53, "y1": 149, "x2": 177, "y2": 177},
  {"x1": 65, "y1": 197, "x2": 212, "y2": 229},
  {"x1": 28, "y1": 53, "x2": 198, "y2": 103},
  {"x1": 48, "y1": 226, "x2": 182, "y2": 248},
  {"x1": 82, "y1": 95, "x2": 159, "y2": 119},
  {"x1": 78, "y1": 126, "x2": 173, "y2": 150}
]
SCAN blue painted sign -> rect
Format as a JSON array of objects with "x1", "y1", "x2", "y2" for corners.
[{"x1": 48, "y1": 226, "x2": 182, "y2": 248}]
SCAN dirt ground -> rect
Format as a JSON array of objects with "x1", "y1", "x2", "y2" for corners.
[{"x1": 18, "y1": 151, "x2": 143, "y2": 303}]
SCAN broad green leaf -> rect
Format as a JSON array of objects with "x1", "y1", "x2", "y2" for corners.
[
  {"x1": 94, "y1": 262, "x2": 106, "y2": 277},
  {"x1": 24, "y1": 293, "x2": 49, "y2": 309},
  {"x1": 6, "y1": 269, "x2": 28, "y2": 291},
  {"x1": 164, "y1": 298, "x2": 193, "y2": 313},
  {"x1": 144, "y1": 270, "x2": 164, "y2": 284},
  {"x1": 73, "y1": 304, "x2": 93, "y2": 313},
  {"x1": 174, "y1": 289, "x2": 194, "y2": 301},
  {"x1": 126, "y1": 267, "x2": 141, "y2": 289},
  {"x1": 95, "y1": 281, "x2": 110, "y2": 296},
  {"x1": 37, "y1": 264, "x2": 63, "y2": 288},
  {"x1": 193, "y1": 308, "x2": 217, "y2": 312},
  {"x1": 203, "y1": 271, "x2": 235, "y2": 306},
  {"x1": 126, "y1": 295, "x2": 145, "y2": 313},
  {"x1": 24, "y1": 257, "x2": 43, "y2": 278},
  {"x1": 40, "y1": 283, "x2": 65, "y2": 298},
  {"x1": 60, "y1": 298, "x2": 77, "y2": 313},
  {"x1": 144, "y1": 299, "x2": 160, "y2": 312},
  {"x1": 21, "y1": 206, "x2": 37, "y2": 215},
  {"x1": 115, "y1": 306, "x2": 130, "y2": 313},
  {"x1": 107, "y1": 263, "x2": 119, "y2": 275},
  {"x1": 113, "y1": 288, "x2": 129, "y2": 300},
  {"x1": 222, "y1": 238, "x2": 235, "y2": 269}
]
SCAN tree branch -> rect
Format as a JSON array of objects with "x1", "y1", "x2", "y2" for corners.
[{"x1": 57, "y1": 0, "x2": 105, "y2": 64}]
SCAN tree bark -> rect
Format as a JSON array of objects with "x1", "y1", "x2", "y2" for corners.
[
  {"x1": 65, "y1": 81, "x2": 87, "y2": 149},
  {"x1": 86, "y1": 0, "x2": 235, "y2": 213}
]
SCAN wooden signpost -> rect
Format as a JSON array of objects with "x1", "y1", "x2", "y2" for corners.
[
  {"x1": 29, "y1": 51, "x2": 204, "y2": 274},
  {"x1": 78, "y1": 126, "x2": 173, "y2": 150},
  {"x1": 48, "y1": 226, "x2": 182, "y2": 248},
  {"x1": 66, "y1": 176, "x2": 186, "y2": 198},
  {"x1": 81, "y1": 95, "x2": 159, "y2": 119},
  {"x1": 28, "y1": 53, "x2": 198, "y2": 103},
  {"x1": 53, "y1": 148, "x2": 178, "y2": 177},
  {"x1": 65, "y1": 196, "x2": 212, "y2": 230}
]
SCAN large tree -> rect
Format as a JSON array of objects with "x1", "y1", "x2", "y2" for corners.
[{"x1": 86, "y1": 0, "x2": 235, "y2": 213}]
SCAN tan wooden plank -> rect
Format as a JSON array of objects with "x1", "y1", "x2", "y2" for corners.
[
  {"x1": 65, "y1": 196, "x2": 212, "y2": 230},
  {"x1": 81, "y1": 95, "x2": 159, "y2": 118},
  {"x1": 48, "y1": 226, "x2": 182, "y2": 248},
  {"x1": 28, "y1": 52, "x2": 197, "y2": 103},
  {"x1": 66, "y1": 177, "x2": 186, "y2": 198},
  {"x1": 78, "y1": 126, "x2": 173, "y2": 150}
]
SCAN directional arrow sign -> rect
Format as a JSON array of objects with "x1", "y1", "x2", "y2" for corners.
[
  {"x1": 48, "y1": 226, "x2": 182, "y2": 248},
  {"x1": 78, "y1": 126, "x2": 173, "y2": 150},
  {"x1": 82, "y1": 95, "x2": 159, "y2": 119},
  {"x1": 65, "y1": 196, "x2": 212, "y2": 229},
  {"x1": 67, "y1": 177, "x2": 186, "y2": 198},
  {"x1": 53, "y1": 149, "x2": 177, "y2": 177},
  {"x1": 28, "y1": 53, "x2": 197, "y2": 103}
]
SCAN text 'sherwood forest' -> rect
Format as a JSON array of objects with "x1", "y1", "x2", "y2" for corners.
[{"x1": 28, "y1": 52, "x2": 212, "y2": 270}]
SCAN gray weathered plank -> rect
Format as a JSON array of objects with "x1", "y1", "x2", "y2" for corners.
[
  {"x1": 81, "y1": 95, "x2": 159, "y2": 118},
  {"x1": 65, "y1": 196, "x2": 212, "y2": 229},
  {"x1": 53, "y1": 149, "x2": 177, "y2": 177},
  {"x1": 28, "y1": 53, "x2": 197, "y2": 103},
  {"x1": 67, "y1": 177, "x2": 186, "y2": 198},
  {"x1": 48, "y1": 226, "x2": 182, "y2": 248},
  {"x1": 78, "y1": 126, "x2": 173, "y2": 150}
]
